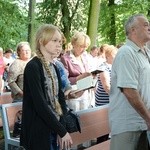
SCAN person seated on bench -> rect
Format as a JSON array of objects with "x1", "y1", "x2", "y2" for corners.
[{"x1": 20, "y1": 24, "x2": 73, "y2": 150}]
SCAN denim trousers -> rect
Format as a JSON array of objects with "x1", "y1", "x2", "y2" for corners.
[{"x1": 50, "y1": 132, "x2": 59, "y2": 150}]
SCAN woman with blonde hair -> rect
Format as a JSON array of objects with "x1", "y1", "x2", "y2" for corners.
[
  {"x1": 95, "y1": 44, "x2": 118, "y2": 143},
  {"x1": 97, "y1": 44, "x2": 108, "y2": 65},
  {"x1": 61, "y1": 31, "x2": 92, "y2": 111},
  {"x1": 61, "y1": 31, "x2": 91, "y2": 85},
  {"x1": 20, "y1": 24, "x2": 72, "y2": 150},
  {"x1": 95, "y1": 44, "x2": 118, "y2": 106}
]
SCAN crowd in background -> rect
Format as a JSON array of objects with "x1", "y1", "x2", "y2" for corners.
[
  {"x1": 1, "y1": 13, "x2": 150, "y2": 150},
  {"x1": 0, "y1": 37, "x2": 119, "y2": 108},
  {"x1": 0, "y1": 36, "x2": 118, "y2": 149}
]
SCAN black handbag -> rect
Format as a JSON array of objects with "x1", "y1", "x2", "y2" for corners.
[{"x1": 60, "y1": 109, "x2": 81, "y2": 133}]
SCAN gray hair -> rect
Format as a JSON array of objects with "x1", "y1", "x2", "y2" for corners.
[
  {"x1": 124, "y1": 14, "x2": 145, "y2": 36},
  {"x1": 16, "y1": 41, "x2": 30, "y2": 56}
]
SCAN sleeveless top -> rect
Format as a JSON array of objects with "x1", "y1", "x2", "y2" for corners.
[{"x1": 95, "y1": 62, "x2": 111, "y2": 106}]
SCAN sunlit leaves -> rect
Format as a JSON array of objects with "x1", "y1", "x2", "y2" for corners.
[
  {"x1": 99, "y1": 0, "x2": 150, "y2": 45},
  {"x1": 0, "y1": 0, "x2": 28, "y2": 49}
]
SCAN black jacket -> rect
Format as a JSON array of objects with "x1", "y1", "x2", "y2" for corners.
[{"x1": 20, "y1": 57, "x2": 67, "y2": 150}]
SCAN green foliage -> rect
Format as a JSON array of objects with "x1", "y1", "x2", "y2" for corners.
[
  {"x1": 70, "y1": 0, "x2": 90, "y2": 33},
  {"x1": 0, "y1": 0, "x2": 28, "y2": 50},
  {"x1": 1, "y1": 0, "x2": 150, "y2": 49},
  {"x1": 37, "y1": 0, "x2": 60, "y2": 25},
  {"x1": 37, "y1": 0, "x2": 90, "y2": 42},
  {"x1": 98, "y1": 0, "x2": 150, "y2": 46}
]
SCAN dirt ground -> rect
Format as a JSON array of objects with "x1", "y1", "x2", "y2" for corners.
[
  {"x1": 0, "y1": 127, "x2": 4, "y2": 150},
  {"x1": 0, "y1": 139, "x2": 4, "y2": 150}
]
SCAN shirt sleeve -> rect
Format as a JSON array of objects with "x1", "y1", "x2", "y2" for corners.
[
  {"x1": 115, "y1": 52, "x2": 138, "y2": 89},
  {"x1": 8, "y1": 60, "x2": 22, "y2": 95}
]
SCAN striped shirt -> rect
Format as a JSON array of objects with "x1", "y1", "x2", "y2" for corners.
[{"x1": 95, "y1": 62, "x2": 111, "y2": 106}]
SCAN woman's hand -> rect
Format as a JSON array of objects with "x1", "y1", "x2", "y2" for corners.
[
  {"x1": 69, "y1": 90, "x2": 84, "y2": 99},
  {"x1": 65, "y1": 89, "x2": 84, "y2": 99},
  {"x1": 58, "y1": 132, "x2": 73, "y2": 150},
  {"x1": 76, "y1": 72, "x2": 91, "y2": 81}
]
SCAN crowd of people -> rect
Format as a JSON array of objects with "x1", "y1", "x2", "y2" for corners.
[{"x1": 0, "y1": 13, "x2": 150, "y2": 150}]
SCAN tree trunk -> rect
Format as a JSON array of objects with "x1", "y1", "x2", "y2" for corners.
[
  {"x1": 28, "y1": 0, "x2": 36, "y2": 51},
  {"x1": 108, "y1": 0, "x2": 116, "y2": 45},
  {"x1": 147, "y1": 0, "x2": 150, "y2": 17},
  {"x1": 60, "y1": 0, "x2": 80, "y2": 43},
  {"x1": 60, "y1": 0, "x2": 71, "y2": 42},
  {"x1": 87, "y1": 0, "x2": 100, "y2": 51}
]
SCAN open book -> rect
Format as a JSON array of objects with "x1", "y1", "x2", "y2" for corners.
[{"x1": 71, "y1": 75, "x2": 97, "y2": 94}]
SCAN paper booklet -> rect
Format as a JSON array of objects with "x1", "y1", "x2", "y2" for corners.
[{"x1": 71, "y1": 75, "x2": 97, "y2": 94}]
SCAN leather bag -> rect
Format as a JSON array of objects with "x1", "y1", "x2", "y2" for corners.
[{"x1": 60, "y1": 109, "x2": 81, "y2": 133}]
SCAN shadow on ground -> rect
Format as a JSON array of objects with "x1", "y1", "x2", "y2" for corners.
[{"x1": 0, "y1": 139, "x2": 4, "y2": 150}]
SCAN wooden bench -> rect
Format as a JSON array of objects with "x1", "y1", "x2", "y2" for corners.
[
  {"x1": 70, "y1": 104, "x2": 110, "y2": 150},
  {"x1": 85, "y1": 140, "x2": 110, "y2": 150},
  {"x1": 0, "y1": 92, "x2": 13, "y2": 127},
  {"x1": 0, "y1": 92, "x2": 12, "y2": 105},
  {"x1": 0, "y1": 102, "x2": 110, "y2": 150},
  {"x1": 0, "y1": 102, "x2": 22, "y2": 150}
]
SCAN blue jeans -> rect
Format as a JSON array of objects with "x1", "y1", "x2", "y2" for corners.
[{"x1": 50, "y1": 132, "x2": 59, "y2": 150}]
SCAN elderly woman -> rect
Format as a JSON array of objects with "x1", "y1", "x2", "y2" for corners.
[
  {"x1": 8, "y1": 42, "x2": 31, "y2": 102},
  {"x1": 61, "y1": 31, "x2": 92, "y2": 111}
]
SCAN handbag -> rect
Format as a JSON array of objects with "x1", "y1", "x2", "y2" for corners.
[
  {"x1": 60, "y1": 109, "x2": 81, "y2": 133},
  {"x1": 136, "y1": 130, "x2": 150, "y2": 150}
]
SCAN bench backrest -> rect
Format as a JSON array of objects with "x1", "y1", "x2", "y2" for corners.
[
  {"x1": 0, "y1": 92, "x2": 13, "y2": 105},
  {"x1": 0, "y1": 92, "x2": 13, "y2": 127},
  {"x1": 71, "y1": 104, "x2": 110, "y2": 146},
  {"x1": 0, "y1": 102, "x2": 22, "y2": 139},
  {"x1": 0, "y1": 102, "x2": 109, "y2": 148}
]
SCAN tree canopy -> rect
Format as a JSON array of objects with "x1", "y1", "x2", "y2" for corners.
[
  {"x1": 0, "y1": 0, "x2": 28, "y2": 50},
  {"x1": 1, "y1": 0, "x2": 150, "y2": 51}
]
